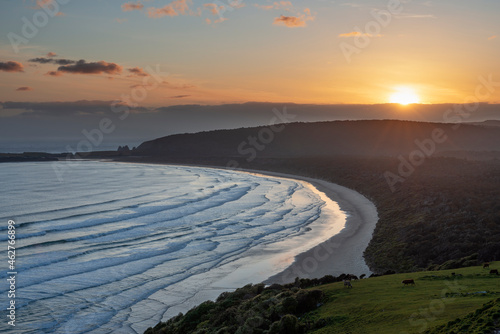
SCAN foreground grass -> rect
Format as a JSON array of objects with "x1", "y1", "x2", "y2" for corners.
[
  {"x1": 144, "y1": 263, "x2": 499, "y2": 333},
  {"x1": 308, "y1": 263, "x2": 500, "y2": 334}
]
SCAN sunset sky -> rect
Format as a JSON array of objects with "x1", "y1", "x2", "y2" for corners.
[{"x1": 1, "y1": 0, "x2": 499, "y2": 109}]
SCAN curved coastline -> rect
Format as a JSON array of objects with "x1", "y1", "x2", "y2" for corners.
[
  {"x1": 104, "y1": 161, "x2": 379, "y2": 328},
  {"x1": 157, "y1": 163, "x2": 379, "y2": 282},
  {"x1": 225, "y1": 168, "x2": 379, "y2": 283}
]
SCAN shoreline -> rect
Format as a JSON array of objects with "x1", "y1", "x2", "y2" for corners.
[
  {"x1": 228, "y1": 168, "x2": 379, "y2": 283},
  {"x1": 145, "y1": 162, "x2": 379, "y2": 323},
  {"x1": 112, "y1": 160, "x2": 379, "y2": 283}
]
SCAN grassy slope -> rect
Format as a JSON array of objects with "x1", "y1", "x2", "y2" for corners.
[{"x1": 307, "y1": 263, "x2": 500, "y2": 334}]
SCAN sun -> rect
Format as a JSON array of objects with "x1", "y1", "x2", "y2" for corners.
[{"x1": 389, "y1": 87, "x2": 421, "y2": 105}]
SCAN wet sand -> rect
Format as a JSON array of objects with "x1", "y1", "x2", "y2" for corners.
[{"x1": 238, "y1": 169, "x2": 379, "y2": 283}]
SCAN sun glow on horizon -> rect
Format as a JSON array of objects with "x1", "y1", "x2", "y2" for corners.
[{"x1": 389, "y1": 87, "x2": 421, "y2": 105}]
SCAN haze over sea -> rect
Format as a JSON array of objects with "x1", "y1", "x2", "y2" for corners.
[{"x1": 0, "y1": 161, "x2": 345, "y2": 333}]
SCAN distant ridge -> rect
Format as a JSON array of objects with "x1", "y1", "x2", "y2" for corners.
[{"x1": 136, "y1": 120, "x2": 500, "y2": 159}]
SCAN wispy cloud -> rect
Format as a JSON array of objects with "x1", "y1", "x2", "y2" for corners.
[
  {"x1": 2, "y1": 100, "x2": 148, "y2": 116},
  {"x1": 127, "y1": 67, "x2": 149, "y2": 77},
  {"x1": 123, "y1": 0, "x2": 240, "y2": 25},
  {"x1": 29, "y1": 1, "x2": 65, "y2": 16},
  {"x1": 274, "y1": 8, "x2": 315, "y2": 28},
  {"x1": 170, "y1": 94, "x2": 191, "y2": 99},
  {"x1": 340, "y1": 2, "x2": 364, "y2": 8},
  {"x1": 204, "y1": 3, "x2": 222, "y2": 15},
  {"x1": 206, "y1": 17, "x2": 228, "y2": 25},
  {"x1": 256, "y1": 2, "x2": 314, "y2": 28},
  {"x1": 16, "y1": 86, "x2": 33, "y2": 91},
  {"x1": 255, "y1": 1, "x2": 293, "y2": 11},
  {"x1": 122, "y1": 1, "x2": 144, "y2": 12},
  {"x1": 30, "y1": 0, "x2": 54, "y2": 10},
  {"x1": 29, "y1": 57, "x2": 76, "y2": 65},
  {"x1": 45, "y1": 71, "x2": 63, "y2": 77},
  {"x1": 396, "y1": 14, "x2": 437, "y2": 19},
  {"x1": 488, "y1": 35, "x2": 497, "y2": 40},
  {"x1": 273, "y1": 15, "x2": 306, "y2": 27},
  {"x1": 147, "y1": 0, "x2": 191, "y2": 18},
  {"x1": 338, "y1": 31, "x2": 382, "y2": 38}
]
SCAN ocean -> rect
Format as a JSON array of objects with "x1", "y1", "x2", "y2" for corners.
[{"x1": 0, "y1": 161, "x2": 345, "y2": 333}]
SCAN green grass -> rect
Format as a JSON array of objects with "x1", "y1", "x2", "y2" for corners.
[{"x1": 307, "y1": 263, "x2": 500, "y2": 334}]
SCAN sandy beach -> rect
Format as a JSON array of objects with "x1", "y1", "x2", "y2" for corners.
[
  {"x1": 231, "y1": 169, "x2": 379, "y2": 283},
  {"x1": 137, "y1": 162, "x2": 380, "y2": 283}
]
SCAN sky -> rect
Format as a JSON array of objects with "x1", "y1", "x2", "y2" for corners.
[
  {"x1": 0, "y1": 0, "x2": 499, "y2": 152},
  {"x1": 0, "y1": 0, "x2": 499, "y2": 108}
]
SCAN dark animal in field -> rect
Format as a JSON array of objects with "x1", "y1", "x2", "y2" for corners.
[
  {"x1": 344, "y1": 280, "x2": 353, "y2": 288},
  {"x1": 402, "y1": 279, "x2": 415, "y2": 286},
  {"x1": 490, "y1": 269, "x2": 499, "y2": 275},
  {"x1": 483, "y1": 263, "x2": 490, "y2": 269}
]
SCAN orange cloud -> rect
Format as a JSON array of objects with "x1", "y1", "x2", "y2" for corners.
[
  {"x1": 272, "y1": 6, "x2": 315, "y2": 28},
  {"x1": 47, "y1": 52, "x2": 57, "y2": 57},
  {"x1": 254, "y1": 4, "x2": 274, "y2": 10},
  {"x1": 128, "y1": 67, "x2": 149, "y2": 77},
  {"x1": 171, "y1": 0, "x2": 190, "y2": 14},
  {"x1": 273, "y1": 15, "x2": 305, "y2": 27},
  {"x1": 147, "y1": 0, "x2": 191, "y2": 18},
  {"x1": 45, "y1": 71, "x2": 63, "y2": 77},
  {"x1": 204, "y1": 3, "x2": 222, "y2": 15},
  {"x1": 0, "y1": 61, "x2": 24, "y2": 72},
  {"x1": 255, "y1": 1, "x2": 292, "y2": 11},
  {"x1": 488, "y1": 35, "x2": 497, "y2": 40},
  {"x1": 30, "y1": 0, "x2": 65, "y2": 15},
  {"x1": 31, "y1": 0, "x2": 54, "y2": 9},
  {"x1": 122, "y1": 1, "x2": 144, "y2": 12},
  {"x1": 206, "y1": 17, "x2": 228, "y2": 25},
  {"x1": 148, "y1": 5, "x2": 177, "y2": 17}
]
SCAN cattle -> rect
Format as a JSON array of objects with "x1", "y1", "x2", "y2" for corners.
[
  {"x1": 490, "y1": 269, "x2": 499, "y2": 275},
  {"x1": 483, "y1": 263, "x2": 490, "y2": 269},
  {"x1": 402, "y1": 279, "x2": 415, "y2": 286},
  {"x1": 343, "y1": 280, "x2": 353, "y2": 288}
]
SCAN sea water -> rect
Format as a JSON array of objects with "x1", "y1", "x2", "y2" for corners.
[{"x1": 0, "y1": 161, "x2": 345, "y2": 333}]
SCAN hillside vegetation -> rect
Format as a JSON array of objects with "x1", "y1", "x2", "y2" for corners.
[
  {"x1": 136, "y1": 120, "x2": 500, "y2": 159},
  {"x1": 145, "y1": 263, "x2": 500, "y2": 334}
]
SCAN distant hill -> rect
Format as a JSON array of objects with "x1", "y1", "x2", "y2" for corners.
[{"x1": 136, "y1": 120, "x2": 500, "y2": 159}]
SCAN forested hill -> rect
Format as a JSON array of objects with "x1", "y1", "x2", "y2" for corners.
[{"x1": 136, "y1": 120, "x2": 500, "y2": 159}]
